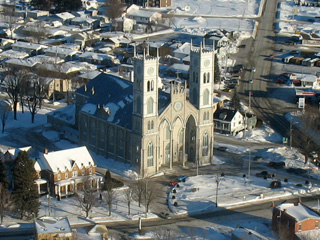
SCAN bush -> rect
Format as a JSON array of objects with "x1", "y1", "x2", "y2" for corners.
[
  {"x1": 172, "y1": 195, "x2": 175, "y2": 199},
  {"x1": 176, "y1": 184, "x2": 180, "y2": 188},
  {"x1": 173, "y1": 202, "x2": 178, "y2": 206},
  {"x1": 172, "y1": 189, "x2": 176, "y2": 193}
]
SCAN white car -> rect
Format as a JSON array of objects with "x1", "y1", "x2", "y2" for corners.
[
  {"x1": 160, "y1": 212, "x2": 171, "y2": 219},
  {"x1": 251, "y1": 67, "x2": 256, "y2": 72}
]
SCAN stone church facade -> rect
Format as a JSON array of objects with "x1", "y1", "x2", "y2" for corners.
[{"x1": 75, "y1": 43, "x2": 217, "y2": 177}]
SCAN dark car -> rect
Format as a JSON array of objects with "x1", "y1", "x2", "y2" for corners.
[
  {"x1": 256, "y1": 171, "x2": 271, "y2": 178},
  {"x1": 294, "y1": 168, "x2": 308, "y2": 176},
  {"x1": 178, "y1": 176, "x2": 188, "y2": 182},
  {"x1": 269, "y1": 161, "x2": 285, "y2": 169},
  {"x1": 169, "y1": 180, "x2": 178, "y2": 186},
  {"x1": 269, "y1": 180, "x2": 281, "y2": 188}
]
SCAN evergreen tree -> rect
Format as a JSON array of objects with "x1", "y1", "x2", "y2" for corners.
[
  {"x1": 54, "y1": 0, "x2": 82, "y2": 13},
  {"x1": 230, "y1": 88, "x2": 241, "y2": 111},
  {"x1": 30, "y1": 0, "x2": 54, "y2": 11},
  {"x1": 0, "y1": 158, "x2": 9, "y2": 189},
  {"x1": 11, "y1": 151, "x2": 39, "y2": 220},
  {"x1": 0, "y1": 157, "x2": 9, "y2": 224},
  {"x1": 104, "y1": 170, "x2": 113, "y2": 191},
  {"x1": 214, "y1": 54, "x2": 221, "y2": 84}
]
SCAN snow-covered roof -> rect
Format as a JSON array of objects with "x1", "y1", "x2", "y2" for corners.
[
  {"x1": 44, "y1": 46, "x2": 78, "y2": 56},
  {"x1": 0, "y1": 50, "x2": 29, "y2": 59},
  {"x1": 278, "y1": 203, "x2": 320, "y2": 222},
  {"x1": 127, "y1": 9, "x2": 158, "y2": 18},
  {"x1": 5, "y1": 58, "x2": 39, "y2": 68},
  {"x1": 79, "y1": 52, "x2": 113, "y2": 60},
  {"x1": 7, "y1": 146, "x2": 32, "y2": 158},
  {"x1": 167, "y1": 63, "x2": 189, "y2": 73},
  {"x1": 34, "y1": 217, "x2": 72, "y2": 235},
  {"x1": 173, "y1": 42, "x2": 191, "y2": 54},
  {"x1": 39, "y1": 146, "x2": 96, "y2": 173},
  {"x1": 55, "y1": 12, "x2": 75, "y2": 20},
  {"x1": 12, "y1": 42, "x2": 48, "y2": 51}
]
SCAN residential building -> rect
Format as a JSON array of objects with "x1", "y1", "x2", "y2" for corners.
[
  {"x1": 272, "y1": 202, "x2": 320, "y2": 240},
  {"x1": 126, "y1": 4, "x2": 162, "y2": 24},
  {"x1": 36, "y1": 146, "x2": 103, "y2": 199},
  {"x1": 72, "y1": 42, "x2": 217, "y2": 177},
  {"x1": 34, "y1": 216, "x2": 73, "y2": 240},
  {"x1": 125, "y1": 0, "x2": 171, "y2": 8},
  {"x1": 11, "y1": 41, "x2": 48, "y2": 56},
  {"x1": 214, "y1": 108, "x2": 245, "y2": 136}
]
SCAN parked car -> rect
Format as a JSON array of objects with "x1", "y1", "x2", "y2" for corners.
[
  {"x1": 159, "y1": 212, "x2": 171, "y2": 219},
  {"x1": 269, "y1": 180, "x2": 281, "y2": 188},
  {"x1": 294, "y1": 168, "x2": 308, "y2": 176},
  {"x1": 251, "y1": 67, "x2": 256, "y2": 72},
  {"x1": 217, "y1": 146, "x2": 227, "y2": 151},
  {"x1": 255, "y1": 171, "x2": 272, "y2": 178},
  {"x1": 269, "y1": 161, "x2": 285, "y2": 169},
  {"x1": 178, "y1": 176, "x2": 188, "y2": 182},
  {"x1": 169, "y1": 180, "x2": 178, "y2": 186}
]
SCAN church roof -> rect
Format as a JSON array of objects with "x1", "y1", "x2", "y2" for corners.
[{"x1": 76, "y1": 73, "x2": 170, "y2": 130}]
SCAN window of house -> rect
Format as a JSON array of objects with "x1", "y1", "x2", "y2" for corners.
[
  {"x1": 147, "y1": 142, "x2": 154, "y2": 167},
  {"x1": 65, "y1": 172, "x2": 68, "y2": 179},
  {"x1": 207, "y1": 72, "x2": 210, "y2": 83},
  {"x1": 73, "y1": 171, "x2": 78, "y2": 177},
  {"x1": 316, "y1": 221, "x2": 319, "y2": 229},
  {"x1": 203, "y1": 73, "x2": 206, "y2": 83},
  {"x1": 57, "y1": 174, "x2": 61, "y2": 180},
  {"x1": 89, "y1": 168, "x2": 92, "y2": 175},
  {"x1": 151, "y1": 120, "x2": 154, "y2": 130},
  {"x1": 82, "y1": 169, "x2": 85, "y2": 176},
  {"x1": 298, "y1": 224, "x2": 302, "y2": 231}
]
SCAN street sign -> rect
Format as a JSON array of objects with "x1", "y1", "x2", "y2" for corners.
[{"x1": 298, "y1": 97, "x2": 305, "y2": 109}]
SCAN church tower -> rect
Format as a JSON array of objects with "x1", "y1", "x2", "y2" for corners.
[
  {"x1": 189, "y1": 42, "x2": 215, "y2": 110},
  {"x1": 187, "y1": 42, "x2": 215, "y2": 166},
  {"x1": 132, "y1": 50, "x2": 159, "y2": 176}
]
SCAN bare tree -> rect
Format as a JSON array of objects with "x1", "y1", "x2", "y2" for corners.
[
  {"x1": 293, "y1": 108, "x2": 319, "y2": 164},
  {"x1": 1, "y1": 3, "x2": 18, "y2": 39},
  {"x1": 133, "y1": 178, "x2": 145, "y2": 207},
  {"x1": 105, "y1": 188, "x2": 117, "y2": 216},
  {"x1": 3, "y1": 67, "x2": 29, "y2": 120},
  {"x1": 0, "y1": 103, "x2": 10, "y2": 134},
  {"x1": 105, "y1": 0, "x2": 125, "y2": 21},
  {"x1": 145, "y1": 180, "x2": 158, "y2": 214},
  {"x1": 122, "y1": 186, "x2": 134, "y2": 215},
  {"x1": 23, "y1": 21, "x2": 48, "y2": 44},
  {"x1": 76, "y1": 177, "x2": 98, "y2": 218}
]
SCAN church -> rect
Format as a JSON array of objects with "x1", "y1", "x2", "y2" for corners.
[{"x1": 74, "y1": 42, "x2": 217, "y2": 177}]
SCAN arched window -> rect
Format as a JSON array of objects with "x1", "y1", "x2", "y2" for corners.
[
  {"x1": 203, "y1": 89, "x2": 209, "y2": 105},
  {"x1": 195, "y1": 72, "x2": 198, "y2": 83},
  {"x1": 147, "y1": 81, "x2": 151, "y2": 91},
  {"x1": 151, "y1": 80, "x2": 154, "y2": 91},
  {"x1": 151, "y1": 120, "x2": 154, "y2": 130},
  {"x1": 203, "y1": 73, "x2": 206, "y2": 83},
  {"x1": 202, "y1": 132, "x2": 209, "y2": 156},
  {"x1": 148, "y1": 121, "x2": 151, "y2": 130},
  {"x1": 147, "y1": 97, "x2": 154, "y2": 114},
  {"x1": 190, "y1": 130, "x2": 195, "y2": 143},
  {"x1": 179, "y1": 128, "x2": 184, "y2": 144},
  {"x1": 136, "y1": 96, "x2": 141, "y2": 114},
  {"x1": 166, "y1": 124, "x2": 171, "y2": 140},
  {"x1": 165, "y1": 143, "x2": 170, "y2": 163},
  {"x1": 207, "y1": 72, "x2": 210, "y2": 83},
  {"x1": 147, "y1": 142, "x2": 154, "y2": 167}
]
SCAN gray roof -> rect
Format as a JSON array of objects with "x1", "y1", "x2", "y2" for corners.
[
  {"x1": 214, "y1": 108, "x2": 238, "y2": 122},
  {"x1": 76, "y1": 73, "x2": 170, "y2": 129}
]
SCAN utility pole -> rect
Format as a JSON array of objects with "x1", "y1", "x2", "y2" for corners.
[
  {"x1": 145, "y1": 181, "x2": 147, "y2": 218},
  {"x1": 248, "y1": 148, "x2": 251, "y2": 178},
  {"x1": 215, "y1": 173, "x2": 220, "y2": 208},
  {"x1": 290, "y1": 118, "x2": 293, "y2": 149}
]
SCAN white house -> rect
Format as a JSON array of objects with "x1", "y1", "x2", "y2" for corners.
[
  {"x1": 214, "y1": 108, "x2": 245, "y2": 136},
  {"x1": 126, "y1": 4, "x2": 162, "y2": 24}
]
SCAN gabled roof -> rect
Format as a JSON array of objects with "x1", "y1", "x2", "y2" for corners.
[
  {"x1": 214, "y1": 108, "x2": 238, "y2": 122},
  {"x1": 39, "y1": 146, "x2": 95, "y2": 173},
  {"x1": 277, "y1": 203, "x2": 320, "y2": 222}
]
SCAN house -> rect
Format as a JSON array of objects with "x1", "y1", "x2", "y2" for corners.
[
  {"x1": 0, "y1": 38, "x2": 15, "y2": 50},
  {"x1": 125, "y1": 0, "x2": 171, "y2": 8},
  {"x1": 70, "y1": 17, "x2": 100, "y2": 30},
  {"x1": 26, "y1": 10, "x2": 50, "y2": 19},
  {"x1": 79, "y1": 52, "x2": 116, "y2": 67},
  {"x1": 11, "y1": 41, "x2": 48, "y2": 56},
  {"x1": 173, "y1": 42, "x2": 191, "y2": 60},
  {"x1": 50, "y1": 12, "x2": 75, "y2": 25},
  {"x1": 34, "y1": 216, "x2": 73, "y2": 240},
  {"x1": 214, "y1": 108, "x2": 245, "y2": 136},
  {"x1": 272, "y1": 202, "x2": 320, "y2": 240},
  {"x1": 36, "y1": 146, "x2": 103, "y2": 199},
  {"x1": 112, "y1": 17, "x2": 135, "y2": 32},
  {"x1": 126, "y1": 4, "x2": 162, "y2": 24},
  {"x1": 44, "y1": 46, "x2": 79, "y2": 61}
]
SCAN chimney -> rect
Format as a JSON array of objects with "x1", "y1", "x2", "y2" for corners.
[{"x1": 44, "y1": 149, "x2": 48, "y2": 154}]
